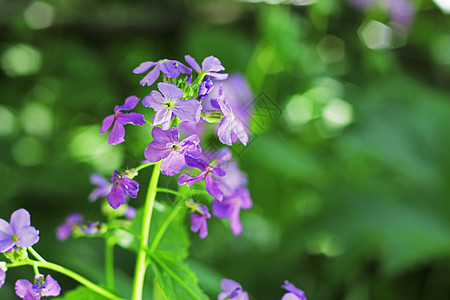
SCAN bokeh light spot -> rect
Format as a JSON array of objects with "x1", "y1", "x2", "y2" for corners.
[
  {"x1": 284, "y1": 94, "x2": 314, "y2": 128},
  {"x1": 12, "y1": 137, "x2": 45, "y2": 166},
  {"x1": 1, "y1": 44, "x2": 42, "y2": 76},
  {"x1": 322, "y1": 98, "x2": 353, "y2": 128},
  {"x1": 21, "y1": 102, "x2": 53, "y2": 138},
  {"x1": 0, "y1": 106, "x2": 16, "y2": 137},
  {"x1": 24, "y1": 1, "x2": 55, "y2": 30},
  {"x1": 359, "y1": 20, "x2": 393, "y2": 50},
  {"x1": 69, "y1": 125, "x2": 124, "y2": 174}
]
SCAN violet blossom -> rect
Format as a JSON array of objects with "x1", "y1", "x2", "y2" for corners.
[
  {"x1": 107, "y1": 170, "x2": 139, "y2": 209},
  {"x1": 144, "y1": 127, "x2": 202, "y2": 176},
  {"x1": 198, "y1": 76, "x2": 214, "y2": 101},
  {"x1": 281, "y1": 281, "x2": 307, "y2": 300},
  {"x1": 212, "y1": 187, "x2": 252, "y2": 236},
  {"x1": 216, "y1": 86, "x2": 249, "y2": 146},
  {"x1": 218, "y1": 278, "x2": 248, "y2": 300},
  {"x1": 143, "y1": 82, "x2": 202, "y2": 129},
  {"x1": 125, "y1": 206, "x2": 136, "y2": 220},
  {"x1": 178, "y1": 156, "x2": 225, "y2": 201},
  {"x1": 133, "y1": 59, "x2": 192, "y2": 86},
  {"x1": 189, "y1": 204, "x2": 211, "y2": 239},
  {"x1": 88, "y1": 173, "x2": 112, "y2": 202},
  {"x1": 15, "y1": 274, "x2": 60, "y2": 300},
  {"x1": 56, "y1": 213, "x2": 84, "y2": 241},
  {"x1": 0, "y1": 209, "x2": 39, "y2": 253},
  {"x1": 100, "y1": 95, "x2": 146, "y2": 145},
  {"x1": 185, "y1": 55, "x2": 228, "y2": 80}
]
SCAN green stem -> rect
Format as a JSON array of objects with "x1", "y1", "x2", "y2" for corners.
[
  {"x1": 156, "y1": 187, "x2": 183, "y2": 197},
  {"x1": 149, "y1": 203, "x2": 183, "y2": 253},
  {"x1": 29, "y1": 247, "x2": 46, "y2": 262},
  {"x1": 105, "y1": 236, "x2": 115, "y2": 289},
  {"x1": 131, "y1": 161, "x2": 162, "y2": 300},
  {"x1": 134, "y1": 162, "x2": 157, "y2": 172},
  {"x1": 7, "y1": 260, "x2": 124, "y2": 300}
]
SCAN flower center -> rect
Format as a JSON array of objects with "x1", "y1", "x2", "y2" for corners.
[
  {"x1": 163, "y1": 100, "x2": 174, "y2": 110},
  {"x1": 11, "y1": 234, "x2": 19, "y2": 242}
]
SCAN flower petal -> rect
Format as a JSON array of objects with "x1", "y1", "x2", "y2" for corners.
[
  {"x1": 133, "y1": 61, "x2": 156, "y2": 74},
  {"x1": 16, "y1": 226, "x2": 39, "y2": 248},
  {"x1": 142, "y1": 91, "x2": 163, "y2": 110},
  {"x1": 0, "y1": 267, "x2": 5, "y2": 289},
  {"x1": 99, "y1": 115, "x2": 115, "y2": 134},
  {"x1": 0, "y1": 237, "x2": 14, "y2": 253},
  {"x1": 15, "y1": 279, "x2": 33, "y2": 298},
  {"x1": 116, "y1": 95, "x2": 140, "y2": 111},
  {"x1": 205, "y1": 175, "x2": 223, "y2": 201},
  {"x1": 173, "y1": 100, "x2": 201, "y2": 123},
  {"x1": 108, "y1": 184, "x2": 127, "y2": 209},
  {"x1": 202, "y1": 56, "x2": 225, "y2": 72},
  {"x1": 120, "y1": 177, "x2": 139, "y2": 198},
  {"x1": 0, "y1": 219, "x2": 13, "y2": 236},
  {"x1": 10, "y1": 209, "x2": 31, "y2": 233},
  {"x1": 107, "y1": 121, "x2": 125, "y2": 145},
  {"x1": 41, "y1": 275, "x2": 61, "y2": 297},
  {"x1": 140, "y1": 64, "x2": 160, "y2": 86},
  {"x1": 185, "y1": 55, "x2": 201, "y2": 73},
  {"x1": 117, "y1": 112, "x2": 146, "y2": 126},
  {"x1": 161, "y1": 152, "x2": 185, "y2": 176},
  {"x1": 144, "y1": 141, "x2": 171, "y2": 162},
  {"x1": 207, "y1": 72, "x2": 228, "y2": 80},
  {"x1": 157, "y1": 82, "x2": 183, "y2": 101}
]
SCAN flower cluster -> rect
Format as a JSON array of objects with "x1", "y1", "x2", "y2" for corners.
[
  {"x1": 97, "y1": 54, "x2": 254, "y2": 238},
  {"x1": 0, "y1": 209, "x2": 61, "y2": 299}
]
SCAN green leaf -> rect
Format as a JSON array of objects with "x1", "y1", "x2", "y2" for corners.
[
  {"x1": 150, "y1": 252, "x2": 208, "y2": 300},
  {"x1": 56, "y1": 286, "x2": 108, "y2": 300}
]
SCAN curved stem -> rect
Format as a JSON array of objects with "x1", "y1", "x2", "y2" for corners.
[
  {"x1": 131, "y1": 161, "x2": 162, "y2": 300},
  {"x1": 156, "y1": 187, "x2": 183, "y2": 197},
  {"x1": 29, "y1": 247, "x2": 46, "y2": 262},
  {"x1": 7, "y1": 260, "x2": 124, "y2": 300},
  {"x1": 149, "y1": 203, "x2": 183, "y2": 253},
  {"x1": 134, "y1": 162, "x2": 156, "y2": 172}
]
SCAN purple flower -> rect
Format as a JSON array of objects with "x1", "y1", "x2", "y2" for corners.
[
  {"x1": 143, "y1": 82, "x2": 202, "y2": 130},
  {"x1": 56, "y1": 213, "x2": 84, "y2": 241},
  {"x1": 281, "y1": 281, "x2": 307, "y2": 300},
  {"x1": 178, "y1": 120, "x2": 206, "y2": 140},
  {"x1": 390, "y1": 0, "x2": 414, "y2": 28},
  {"x1": 212, "y1": 187, "x2": 252, "y2": 236},
  {"x1": 0, "y1": 209, "x2": 39, "y2": 253},
  {"x1": 144, "y1": 127, "x2": 202, "y2": 176},
  {"x1": 216, "y1": 86, "x2": 249, "y2": 146},
  {"x1": 185, "y1": 55, "x2": 228, "y2": 80},
  {"x1": 100, "y1": 95, "x2": 146, "y2": 145},
  {"x1": 190, "y1": 205, "x2": 211, "y2": 239},
  {"x1": 178, "y1": 156, "x2": 225, "y2": 201},
  {"x1": 218, "y1": 278, "x2": 248, "y2": 300},
  {"x1": 0, "y1": 262, "x2": 6, "y2": 288},
  {"x1": 15, "y1": 274, "x2": 60, "y2": 300},
  {"x1": 125, "y1": 206, "x2": 136, "y2": 220},
  {"x1": 88, "y1": 174, "x2": 112, "y2": 202},
  {"x1": 81, "y1": 222, "x2": 101, "y2": 235},
  {"x1": 133, "y1": 59, "x2": 192, "y2": 86},
  {"x1": 107, "y1": 171, "x2": 139, "y2": 209},
  {"x1": 198, "y1": 76, "x2": 214, "y2": 101}
]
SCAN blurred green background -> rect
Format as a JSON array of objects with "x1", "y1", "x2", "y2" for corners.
[{"x1": 1, "y1": 0, "x2": 449, "y2": 299}]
